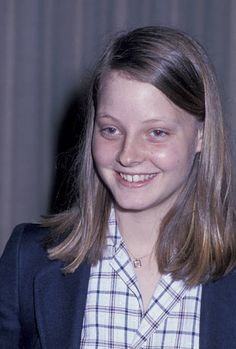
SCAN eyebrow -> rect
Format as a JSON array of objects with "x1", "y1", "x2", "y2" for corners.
[
  {"x1": 96, "y1": 114, "x2": 178, "y2": 126},
  {"x1": 142, "y1": 118, "x2": 167, "y2": 124},
  {"x1": 95, "y1": 114, "x2": 122, "y2": 124},
  {"x1": 96, "y1": 114, "x2": 115, "y2": 119}
]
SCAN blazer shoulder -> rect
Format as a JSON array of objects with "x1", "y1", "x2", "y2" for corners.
[
  {"x1": 10, "y1": 222, "x2": 50, "y2": 244},
  {"x1": 202, "y1": 267, "x2": 236, "y2": 294},
  {"x1": 201, "y1": 268, "x2": 236, "y2": 311},
  {"x1": 1, "y1": 223, "x2": 53, "y2": 275}
]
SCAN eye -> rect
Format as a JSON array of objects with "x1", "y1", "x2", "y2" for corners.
[
  {"x1": 100, "y1": 126, "x2": 121, "y2": 138},
  {"x1": 149, "y1": 129, "x2": 168, "y2": 138}
]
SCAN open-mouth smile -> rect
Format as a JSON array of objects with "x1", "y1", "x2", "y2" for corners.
[{"x1": 119, "y1": 172, "x2": 157, "y2": 183}]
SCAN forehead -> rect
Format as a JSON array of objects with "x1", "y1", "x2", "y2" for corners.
[
  {"x1": 96, "y1": 71, "x2": 198, "y2": 129},
  {"x1": 97, "y1": 71, "x2": 172, "y2": 109}
]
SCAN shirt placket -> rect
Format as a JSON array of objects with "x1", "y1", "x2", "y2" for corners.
[
  {"x1": 109, "y1": 243, "x2": 143, "y2": 307},
  {"x1": 130, "y1": 276, "x2": 187, "y2": 348}
]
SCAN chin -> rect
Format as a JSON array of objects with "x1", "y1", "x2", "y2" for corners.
[{"x1": 114, "y1": 199, "x2": 153, "y2": 213}]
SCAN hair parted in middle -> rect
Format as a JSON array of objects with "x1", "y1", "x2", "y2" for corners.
[{"x1": 46, "y1": 26, "x2": 236, "y2": 287}]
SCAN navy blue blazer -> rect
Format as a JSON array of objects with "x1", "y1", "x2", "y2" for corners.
[{"x1": 0, "y1": 224, "x2": 236, "y2": 348}]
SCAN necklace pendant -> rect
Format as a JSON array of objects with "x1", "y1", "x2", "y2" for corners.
[{"x1": 133, "y1": 259, "x2": 142, "y2": 268}]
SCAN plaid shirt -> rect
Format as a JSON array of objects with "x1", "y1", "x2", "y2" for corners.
[{"x1": 80, "y1": 209, "x2": 202, "y2": 348}]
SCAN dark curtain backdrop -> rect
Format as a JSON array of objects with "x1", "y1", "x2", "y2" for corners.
[{"x1": 1, "y1": 0, "x2": 236, "y2": 254}]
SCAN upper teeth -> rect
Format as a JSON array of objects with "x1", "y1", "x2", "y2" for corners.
[{"x1": 120, "y1": 173, "x2": 156, "y2": 182}]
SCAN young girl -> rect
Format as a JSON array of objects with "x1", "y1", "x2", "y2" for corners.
[{"x1": 1, "y1": 26, "x2": 236, "y2": 349}]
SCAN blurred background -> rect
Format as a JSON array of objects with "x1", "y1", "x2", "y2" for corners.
[{"x1": 1, "y1": 0, "x2": 236, "y2": 255}]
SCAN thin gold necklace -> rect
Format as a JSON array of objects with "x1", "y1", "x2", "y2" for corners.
[{"x1": 127, "y1": 249, "x2": 153, "y2": 268}]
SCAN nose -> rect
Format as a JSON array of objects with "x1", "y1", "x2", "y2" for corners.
[{"x1": 117, "y1": 135, "x2": 144, "y2": 167}]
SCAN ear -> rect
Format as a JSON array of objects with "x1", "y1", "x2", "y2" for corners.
[{"x1": 195, "y1": 125, "x2": 203, "y2": 153}]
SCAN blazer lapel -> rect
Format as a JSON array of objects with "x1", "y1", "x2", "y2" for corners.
[{"x1": 34, "y1": 261, "x2": 90, "y2": 348}]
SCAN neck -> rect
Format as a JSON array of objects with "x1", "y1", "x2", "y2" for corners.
[{"x1": 115, "y1": 207, "x2": 164, "y2": 257}]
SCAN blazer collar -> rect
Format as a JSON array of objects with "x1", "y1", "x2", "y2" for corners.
[{"x1": 34, "y1": 261, "x2": 90, "y2": 348}]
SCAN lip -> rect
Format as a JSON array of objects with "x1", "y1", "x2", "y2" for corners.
[{"x1": 116, "y1": 171, "x2": 157, "y2": 188}]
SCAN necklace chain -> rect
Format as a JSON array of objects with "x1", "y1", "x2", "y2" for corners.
[{"x1": 127, "y1": 249, "x2": 153, "y2": 268}]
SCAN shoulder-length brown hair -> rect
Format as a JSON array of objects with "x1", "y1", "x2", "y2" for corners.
[{"x1": 45, "y1": 26, "x2": 236, "y2": 287}]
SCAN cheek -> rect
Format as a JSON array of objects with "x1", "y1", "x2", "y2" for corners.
[
  {"x1": 92, "y1": 137, "x2": 105, "y2": 166},
  {"x1": 150, "y1": 145, "x2": 195, "y2": 171},
  {"x1": 150, "y1": 146, "x2": 179, "y2": 168},
  {"x1": 92, "y1": 136, "x2": 117, "y2": 167}
]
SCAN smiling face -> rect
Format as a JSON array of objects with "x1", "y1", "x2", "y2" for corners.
[{"x1": 92, "y1": 71, "x2": 202, "y2": 217}]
